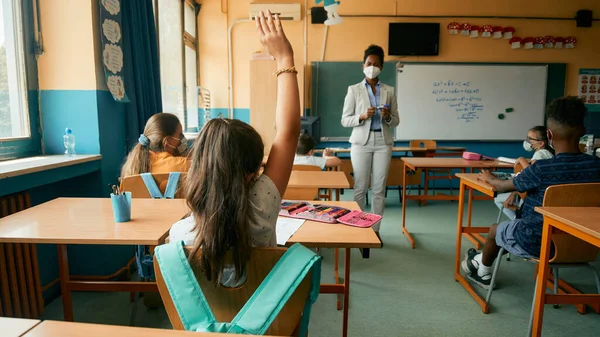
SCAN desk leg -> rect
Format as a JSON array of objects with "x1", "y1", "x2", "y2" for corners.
[
  {"x1": 334, "y1": 248, "x2": 341, "y2": 310},
  {"x1": 401, "y1": 163, "x2": 415, "y2": 248},
  {"x1": 531, "y1": 220, "x2": 554, "y2": 337},
  {"x1": 342, "y1": 248, "x2": 350, "y2": 337},
  {"x1": 422, "y1": 169, "x2": 429, "y2": 206},
  {"x1": 454, "y1": 181, "x2": 490, "y2": 313},
  {"x1": 58, "y1": 244, "x2": 74, "y2": 321},
  {"x1": 463, "y1": 186, "x2": 482, "y2": 249}
]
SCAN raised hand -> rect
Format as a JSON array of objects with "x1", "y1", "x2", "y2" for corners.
[{"x1": 256, "y1": 10, "x2": 293, "y2": 66}]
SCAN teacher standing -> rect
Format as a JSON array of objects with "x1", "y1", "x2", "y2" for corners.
[{"x1": 341, "y1": 45, "x2": 399, "y2": 240}]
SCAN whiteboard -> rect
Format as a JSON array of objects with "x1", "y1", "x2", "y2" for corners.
[{"x1": 395, "y1": 64, "x2": 548, "y2": 140}]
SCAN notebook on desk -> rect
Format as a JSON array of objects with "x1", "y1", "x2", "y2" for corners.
[{"x1": 497, "y1": 157, "x2": 517, "y2": 164}]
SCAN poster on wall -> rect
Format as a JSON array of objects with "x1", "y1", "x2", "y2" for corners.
[
  {"x1": 578, "y1": 68, "x2": 600, "y2": 112},
  {"x1": 99, "y1": 0, "x2": 129, "y2": 102}
]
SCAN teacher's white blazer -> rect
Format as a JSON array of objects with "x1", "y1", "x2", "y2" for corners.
[{"x1": 341, "y1": 81, "x2": 400, "y2": 146}]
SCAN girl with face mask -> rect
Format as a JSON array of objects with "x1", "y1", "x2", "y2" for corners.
[
  {"x1": 495, "y1": 125, "x2": 555, "y2": 220},
  {"x1": 341, "y1": 45, "x2": 400, "y2": 247},
  {"x1": 120, "y1": 113, "x2": 191, "y2": 179}
]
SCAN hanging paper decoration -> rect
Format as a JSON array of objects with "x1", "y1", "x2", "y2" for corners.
[
  {"x1": 545, "y1": 36, "x2": 555, "y2": 48},
  {"x1": 492, "y1": 26, "x2": 503, "y2": 39},
  {"x1": 315, "y1": 0, "x2": 343, "y2": 25},
  {"x1": 481, "y1": 25, "x2": 493, "y2": 38},
  {"x1": 470, "y1": 25, "x2": 480, "y2": 38},
  {"x1": 99, "y1": 0, "x2": 129, "y2": 102},
  {"x1": 503, "y1": 27, "x2": 515, "y2": 39},
  {"x1": 523, "y1": 37, "x2": 534, "y2": 49},
  {"x1": 460, "y1": 23, "x2": 471, "y2": 36},
  {"x1": 565, "y1": 36, "x2": 577, "y2": 49},
  {"x1": 554, "y1": 37, "x2": 565, "y2": 49},
  {"x1": 447, "y1": 22, "x2": 460, "y2": 35},
  {"x1": 534, "y1": 37, "x2": 545, "y2": 49},
  {"x1": 509, "y1": 37, "x2": 522, "y2": 49}
]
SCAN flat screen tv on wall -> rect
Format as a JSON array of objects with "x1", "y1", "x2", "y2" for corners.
[{"x1": 388, "y1": 23, "x2": 440, "y2": 56}]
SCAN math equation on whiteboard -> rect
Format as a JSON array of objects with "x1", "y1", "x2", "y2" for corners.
[{"x1": 432, "y1": 81, "x2": 483, "y2": 122}]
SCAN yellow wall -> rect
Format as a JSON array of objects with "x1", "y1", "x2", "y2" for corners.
[
  {"x1": 198, "y1": 0, "x2": 600, "y2": 110},
  {"x1": 37, "y1": 0, "x2": 99, "y2": 90}
]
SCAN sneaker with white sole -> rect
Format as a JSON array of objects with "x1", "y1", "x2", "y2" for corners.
[
  {"x1": 467, "y1": 272, "x2": 493, "y2": 290},
  {"x1": 461, "y1": 248, "x2": 480, "y2": 275}
]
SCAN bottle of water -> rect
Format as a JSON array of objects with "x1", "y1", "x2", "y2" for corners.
[
  {"x1": 63, "y1": 128, "x2": 76, "y2": 156},
  {"x1": 586, "y1": 136, "x2": 594, "y2": 156}
]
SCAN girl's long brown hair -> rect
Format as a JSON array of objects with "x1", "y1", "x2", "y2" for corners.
[
  {"x1": 120, "y1": 113, "x2": 181, "y2": 178},
  {"x1": 186, "y1": 118, "x2": 264, "y2": 285}
]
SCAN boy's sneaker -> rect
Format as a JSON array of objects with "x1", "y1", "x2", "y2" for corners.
[
  {"x1": 467, "y1": 272, "x2": 494, "y2": 290},
  {"x1": 461, "y1": 248, "x2": 480, "y2": 275}
]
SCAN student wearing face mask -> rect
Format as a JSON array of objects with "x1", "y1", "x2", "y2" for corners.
[
  {"x1": 120, "y1": 113, "x2": 191, "y2": 179},
  {"x1": 341, "y1": 45, "x2": 400, "y2": 244},
  {"x1": 494, "y1": 125, "x2": 554, "y2": 220}
]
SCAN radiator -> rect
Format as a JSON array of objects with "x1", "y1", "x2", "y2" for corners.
[{"x1": 0, "y1": 192, "x2": 44, "y2": 318}]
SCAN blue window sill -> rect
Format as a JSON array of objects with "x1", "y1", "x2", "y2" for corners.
[{"x1": 0, "y1": 155, "x2": 102, "y2": 197}]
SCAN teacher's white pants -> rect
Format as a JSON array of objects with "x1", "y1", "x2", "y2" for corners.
[{"x1": 350, "y1": 131, "x2": 392, "y2": 232}]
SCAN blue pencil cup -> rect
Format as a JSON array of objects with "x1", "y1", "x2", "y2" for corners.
[{"x1": 111, "y1": 192, "x2": 132, "y2": 222}]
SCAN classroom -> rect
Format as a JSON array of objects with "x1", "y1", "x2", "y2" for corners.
[{"x1": 1, "y1": 0, "x2": 600, "y2": 336}]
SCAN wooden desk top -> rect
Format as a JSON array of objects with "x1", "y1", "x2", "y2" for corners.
[
  {"x1": 314, "y1": 146, "x2": 466, "y2": 154},
  {"x1": 535, "y1": 207, "x2": 600, "y2": 241},
  {"x1": 403, "y1": 157, "x2": 513, "y2": 170},
  {"x1": 455, "y1": 173, "x2": 496, "y2": 196},
  {"x1": 23, "y1": 320, "x2": 260, "y2": 337},
  {"x1": 0, "y1": 198, "x2": 188, "y2": 245},
  {"x1": 287, "y1": 201, "x2": 381, "y2": 248},
  {"x1": 288, "y1": 171, "x2": 350, "y2": 189},
  {"x1": 0, "y1": 317, "x2": 41, "y2": 337}
]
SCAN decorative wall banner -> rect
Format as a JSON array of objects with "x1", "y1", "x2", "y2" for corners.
[
  {"x1": 579, "y1": 69, "x2": 600, "y2": 112},
  {"x1": 99, "y1": 0, "x2": 129, "y2": 102}
]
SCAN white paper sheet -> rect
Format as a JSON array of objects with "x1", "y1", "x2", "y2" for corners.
[
  {"x1": 497, "y1": 157, "x2": 517, "y2": 164},
  {"x1": 276, "y1": 217, "x2": 305, "y2": 245}
]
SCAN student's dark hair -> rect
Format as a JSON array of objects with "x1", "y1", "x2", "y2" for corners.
[
  {"x1": 545, "y1": 96, "x2": 587, "y2": 129},
  {"x1": 120, "y1": 113, "x2": 181, "y2": 178},
  {"x1": 530, "y1": 125, "x2": 555, "y2": 155},
  {"x1": 363, "y1": 44, "x2": 384, "y2": 65},
  {"x1": 186, "y1": 118, "x2": 264, "y2": 286},
  {"x1": 296, "y1": 132, "x2": 317, "y2": 155}
]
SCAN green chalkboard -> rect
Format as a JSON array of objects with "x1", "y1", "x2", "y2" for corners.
[{"x1": 311, "y1": 62, "x2": 566, "y2": 140}]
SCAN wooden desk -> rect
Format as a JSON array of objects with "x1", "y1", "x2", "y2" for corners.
[
  {"x1": 288, "y1": 171, "x2": 350, "y2": 201},
  {"x1": 23, "y1": 320, "x2": 266, "y2": 336},
  {"x1": 1, "y1": 317, "x2": 41, "y2": 337},
  {"x1": 288, "y1": 201, "x2": 380, "y2": 337},
  {"x1": 315, "y1": 146, "x2": 465, "y2": 156},
  {"x1": 401, "y1": 159, "x2": 512, "y2": 248},
  {"x1": 531, "y1": 207, "x2": 600, "y2": 336},
  {"x1": 0, "y1": 198, "x2": 188, "y2": 322},
  {"x1": 288, "y1": 171, "x2": 350, "y2": 189},
  {"x1": 453, "y1": 173, "x2": 498, "y2": 313}
]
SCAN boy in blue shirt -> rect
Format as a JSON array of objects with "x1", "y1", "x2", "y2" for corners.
[{"x1": 462, "y1": 96, "x2": 600, "y2": 289}]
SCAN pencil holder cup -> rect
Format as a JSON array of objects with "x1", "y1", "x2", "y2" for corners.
[{"x1": 111, "y1": 192, "x2": 132, "y2": 222}]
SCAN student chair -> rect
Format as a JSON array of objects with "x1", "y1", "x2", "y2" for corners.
[
  {"x1": 485, "y1": 183, "x2": 600, "y2": 334},
  {"x1": 410, "y1": 139, "x2": 453, "y2": 206},
  {"x1": 154, "y1": 246, "x2": 314, "y2": 336},
  {"x1": 121, "y1": 173, "x2": 187, "y2": 199}
]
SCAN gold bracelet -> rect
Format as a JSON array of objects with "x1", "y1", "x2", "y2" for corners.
[{"x1": 274, "y1": 66, "x2": 298, "y2": 76}]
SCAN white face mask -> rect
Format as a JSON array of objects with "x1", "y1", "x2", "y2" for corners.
[
  {"x1": 177, "y1": 136, "x2": 188, "y2": 154},
  {"x1": 363, "y1": 66, "x2": 381, "y2": 80},
  {"x1": 522, "y1": 140, "x2": 534, "y2": 152}
]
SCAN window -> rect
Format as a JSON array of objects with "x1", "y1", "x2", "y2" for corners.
[
  {"x1": 0, "y1": 0, "x2": 30, "y2": 140},
  {"x1": 156, "y1": 0, "x2": 199, "y2": 133}
]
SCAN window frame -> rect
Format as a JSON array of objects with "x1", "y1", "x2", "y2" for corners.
[
  {"x1": 0, "y1": 0, "x2": 41, "y2": 161},
  {"x1": 155, "y1": 0, "x2": 200, "y2": 135}
]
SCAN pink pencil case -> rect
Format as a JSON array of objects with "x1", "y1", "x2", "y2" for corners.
[
  {"x1": 336, "y1": 211, "x2": 382, "y2": 228},
  {"x1": 462, "y1": 151, "x2": 494, "y2": 161}
]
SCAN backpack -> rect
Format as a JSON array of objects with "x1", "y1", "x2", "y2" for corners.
[
  {"x1": 154, "y1": 241, "x2": 321, "y2": 336},
  {"x1": 136, "y1": 172, "x2": 181, "y2": 280}
]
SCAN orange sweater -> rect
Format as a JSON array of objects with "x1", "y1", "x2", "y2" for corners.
[{"x1": 149, "y1": 151, "x2": 190, "y2": 173}]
